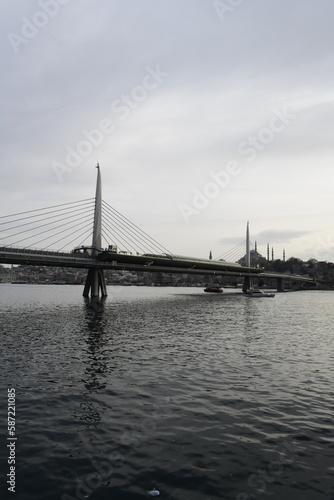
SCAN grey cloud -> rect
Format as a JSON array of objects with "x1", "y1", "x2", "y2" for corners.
[
  {"x1": 254, "y1": 229, "x2": 310, "y2": 245},
  {"x1": 1, "y1": 0, "x2": 333, "y2": 258}
]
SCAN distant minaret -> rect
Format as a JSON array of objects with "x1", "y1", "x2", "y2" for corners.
[
  {"x1": 246, "y1": 221, "x2": 250, "y2": 266},
  {"x1": 267, "y1": 243, "x2": 270, "y2": 261},
  {"x1": 272, "y1": 247, "x2": 274, "y2": 261},
  {"x1": 209, "y1": 250, "x2": 212, "y2": 260},
  {"x1": 255, "y1": 241, "x2": 258, "y2": 254},
  {"x1": 283, "y1": 249, "x2": 286, "y2": 262}
]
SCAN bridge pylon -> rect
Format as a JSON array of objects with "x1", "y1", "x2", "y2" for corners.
[
  {"x1": 243, "y1": 221, "x2": 251, "y2": 293},
  {"x1": 83, "y1": 165, "x2": 107, "y2": 298}
]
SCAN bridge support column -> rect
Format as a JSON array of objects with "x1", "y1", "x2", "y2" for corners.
[
  {"x1": 243, "y1": 276, "x2": 251, "y2": 293},
  {"x1": 277, "y1": 277, "x2": 284, "y2": 292},
  {"x1": 82, "y1": 165, "x2": 108, "y2": 298},
  {"x1": 83, "y1": 268, "x2": 107, "y2": 298}
]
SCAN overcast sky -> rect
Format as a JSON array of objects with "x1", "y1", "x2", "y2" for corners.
[{"x1": 1, "y1": 0, "x2": 334, "y2": 261}]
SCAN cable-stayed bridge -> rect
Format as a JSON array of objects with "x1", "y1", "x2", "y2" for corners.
[{"x1": 0, "y1": 167, "x2": 315, "y2": 297}]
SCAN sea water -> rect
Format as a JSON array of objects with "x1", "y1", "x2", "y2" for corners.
[{"x1": 0, "y1": 284, "x2": 333, "y2": 500}]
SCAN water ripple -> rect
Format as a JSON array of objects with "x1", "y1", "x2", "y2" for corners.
[{"x1": 1, "y1": 286, "x2": 334, "y2": 499}]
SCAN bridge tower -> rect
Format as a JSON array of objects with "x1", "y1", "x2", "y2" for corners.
[
  {"x1": 83, "y1": 165, "x2": 107, "y2": 298},
  {"x1": 242, "y1": 221, "x2": 251, "y2": 293},
  {"x1": 245, "y1": 221, "x2": 250, "y2": 267}
]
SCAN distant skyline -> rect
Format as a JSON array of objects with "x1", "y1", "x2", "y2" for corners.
[{"x1": 1, "y1": 0, "x2": 334, "y2": 261}]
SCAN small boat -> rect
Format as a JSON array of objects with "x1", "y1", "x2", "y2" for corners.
[
  {"x1": 246, "y1": 289, "x2": 275, "y2": 298},
  {"x1": 204, "y1": 286, "x2": 223, "y2": 293}
]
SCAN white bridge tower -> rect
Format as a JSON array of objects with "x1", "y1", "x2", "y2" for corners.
[{"x1": 83, "y1": 165, "x2": 107, "y2": 298}]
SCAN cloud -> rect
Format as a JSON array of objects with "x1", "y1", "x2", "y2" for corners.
[
  {"x1": 254, "y1": 229, "x2": 310, "y2": 245},
  {"x1": 1, "y1": 0, "x2": 334, "y2": 259}
]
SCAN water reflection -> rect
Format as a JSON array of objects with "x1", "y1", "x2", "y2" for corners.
[
  {"x1": 82, "y1": 297, "x2": 108, "y2": 392},
  {"x1": 2, "y1": 287, "x2": 334, "y2": 499}
]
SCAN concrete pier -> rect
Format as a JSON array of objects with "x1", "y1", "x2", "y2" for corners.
[
  {"x1": 276, "y1": 277, "x2": 285, "y2": 292},
  {"x1": 83, "y1": 268, "x2": 107, "y2": 298}
]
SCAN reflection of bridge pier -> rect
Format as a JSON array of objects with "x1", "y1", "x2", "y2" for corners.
[{"x1": 82, "y1": 296, "x2": 108, "y2": 392}]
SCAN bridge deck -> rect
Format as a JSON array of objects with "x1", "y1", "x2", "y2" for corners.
[
  {"x1": 0, "y1": 246, "x2": 258, "y2": 276},
  {"x1": 0, "y1": 246, "x2": 315, "y2": 282}
]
